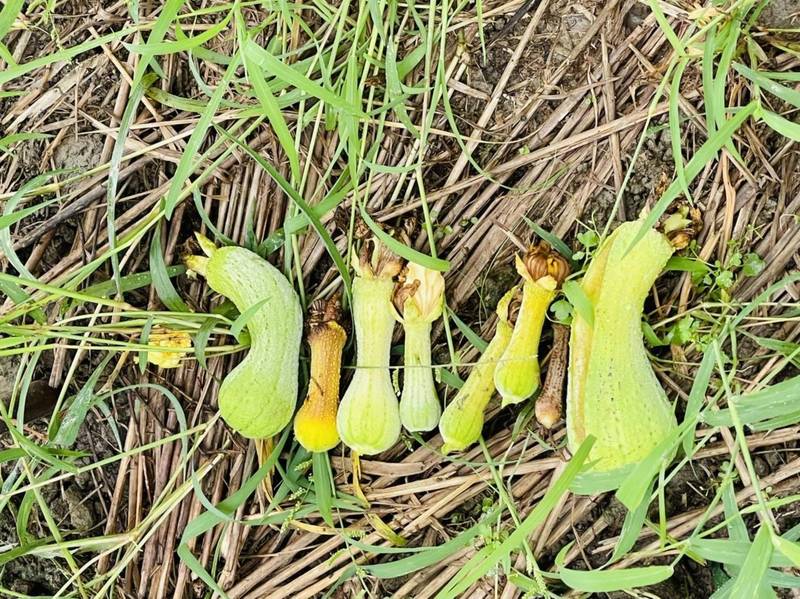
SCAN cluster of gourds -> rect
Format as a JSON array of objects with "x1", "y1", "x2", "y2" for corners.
[{"x1": 183, "y1": 216, "x2": 685, "y2": 472}]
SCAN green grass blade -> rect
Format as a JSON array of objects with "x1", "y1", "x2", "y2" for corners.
[
  {"x1": 646, "y1": 0, "x2": 684, "y2": 56},
  {"x1": 523, "y1": 218, "x2": 576, "y2": 266},
  {"x1": 611, "y1": 481, "x2": 652, "y2": 562},
  {"x1": 218, "y1": 126, "x2": 352, "y2": 297},
  {"x1": 0, "y1": 0, "x2": 23, "y2": 41},
  {"x1": 364, "y1": 507, "x2": 501, "y2": 578},
  {"x1": 735, "y1": 63, "x2": 800, "y2": 108},
  {"x1": 242, "y1": 38, "x2": 301, "y2": 182},
  {"x1": 773, "y1": 535, "x2": 800, "y2": 569},
  {"x1": 243, "y1": 42, "x2": 366, "y2": 117},
  {"x1": 149, "y1": 230, "x2": 190, "y2": 312},
  {"x1": 437, "y1": 437, "x2": 594, "y2": 597},
  {"x1": 559, "y1": 565, "x2": 673, "y2": 592},
  {"x1": 312, "y1": 452, "x2": 334, "y2": 526},
  {"x1": 52, "y1": 354, "x2": 114, "y2": 446},
  {"x1": 670, "y1": 57, "x2": 692, "y2": 202},
  {"x1": 360, "y1": 207, "x2": 451, "y2": 272},
  {"x1": 446, "y1": 306, "x2": 488, "y2": 353},
  {"x1": 562, "y1": 280, "x2": 594, "y2": 327},
  {"x1": 729, "y1": 526, "x2": 772, "y2": 597},
  {"x1": 759, "y1": 108, "x2": 800, "y2": 142}
]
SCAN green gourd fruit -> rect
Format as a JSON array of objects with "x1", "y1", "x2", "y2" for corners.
[
  {"x1": 566, "y1": 219, "x2": 678, "y2": 471},
  {"x1": 187, "y1": 234, "x2": 302, "y2": 439}
]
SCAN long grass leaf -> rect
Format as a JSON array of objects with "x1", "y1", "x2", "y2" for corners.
[
  {"x1": 729, "y1": 526, "x2": 772, "y2": 597},
  {"x1": 360, "y1": 208, "x2": 450, "y2": 272},
  {"x1": 437, "y1": 437, "x2": 594, "y2": 597},
  {"x1": 243, "y1": 38, "x2": 301, "y2": 182},
  {"x1": 149, "y1": 230, "x2": 190, "y2": 312},
  {"x1": 735, "y1": 63, "x2": 800, "y2": 108},
  {"x1": 559, "y1": 565, "x2": 673, "y2": 592}
]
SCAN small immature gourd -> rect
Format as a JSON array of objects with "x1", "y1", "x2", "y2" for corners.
[
  {"x1": 395, "y1": 262, "x2": 446, "y2": 432},
  {"x1": 336, "y1": 239, "x2": 403, "y2": 455},
  {"x1": 494, "y1": 244, "x2": 569, "y2": 406},
  {"x1": 186, "y1": 233, "x2": 302, "y2": 439},
  {"x1": 438, "y1": 287, "x2": 516, "y2": 454},
  {"x1": 294, "y1": 297, "x2": 346, "y2": 453},
  {"x1": 566, "y1": 219, "x2": 678, "y2": 471}
]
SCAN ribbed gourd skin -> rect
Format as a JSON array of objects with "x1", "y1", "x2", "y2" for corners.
[
  {"x1": 399, "y1": 318, "x2": 440, "y2": 432},
  {"x1": 566, "y1": 220, "x2": 678, "y2": 471},
  {"x1": 206, "y1": 247, "x2": 302, "y2": 439},
  {"x1": 438, "y1": 288, "x2": 516, "y2": 454},
  {"x1": 336, "y1": 276, "x2": 401, "y2": 455}
]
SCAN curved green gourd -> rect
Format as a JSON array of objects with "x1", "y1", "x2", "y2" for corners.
[
  {"x1": 566, "y1": 219, "x2": 678, "y2": 471},
  {"x1": 193, "y1": 240, "x2": 302, "y2": 439}
]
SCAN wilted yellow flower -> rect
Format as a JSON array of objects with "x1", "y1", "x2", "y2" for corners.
[
  {"x1": 395, "y1": 262, "x2": 445, "y2": 322},
  {"x1": 147, "y1": 329, "x2": 192, "y2": 369}
]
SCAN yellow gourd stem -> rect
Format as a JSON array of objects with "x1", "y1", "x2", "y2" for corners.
[{"x1": 294, "y1": 301, "x2": 346, "y2": 453}]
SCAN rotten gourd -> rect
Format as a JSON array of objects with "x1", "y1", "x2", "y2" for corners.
[{"x1": 186, "y1": 233, "x2": 302, "y2": 439}]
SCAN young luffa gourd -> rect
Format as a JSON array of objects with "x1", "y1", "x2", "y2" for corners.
[
  {"x1": 186, "y1": 234, "x2": 302, "y2": 439},
  {"x1": 438, "y1": 287, "x2": 516, "y2": 453},
  {"x1": 336, "y1": 239, "x2": 403, "y2": 455},
  {"x1": 395, "y1": 262, "x2": 445, "y2": 432},
  {"x1": 494, "y1": 244, "x2": 569, "y2": 406}
]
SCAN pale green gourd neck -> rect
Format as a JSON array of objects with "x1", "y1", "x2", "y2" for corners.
[
  {"x1": 353, "y1": 276, "x2": 395, "y2": 369},
  {"x1": 403, "y1": 319, "x2": 432, "y2": 367}
]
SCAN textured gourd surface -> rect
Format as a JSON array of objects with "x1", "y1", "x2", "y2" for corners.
[
  {"x1": 494, "y1": 280, "x2": 554, "y2": 406},
  {"x1": 439, "y1": 290, "x2": 515, "y2": 453},
  {"x1": 400, "y1": 316, "x2": 440, "y2": 432},
  {"x1": 566, "y1": 220, "x2": 677, "y2": 471},
  {"x1": 206, "y1": 246, "x2": 302, "y2": 439},
  {"x1": 337, "y1": 276, "x2": 401, "y2": 455},
  {"x1": 294, "y1": 322, "x2": 346, "y2": 452}
]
